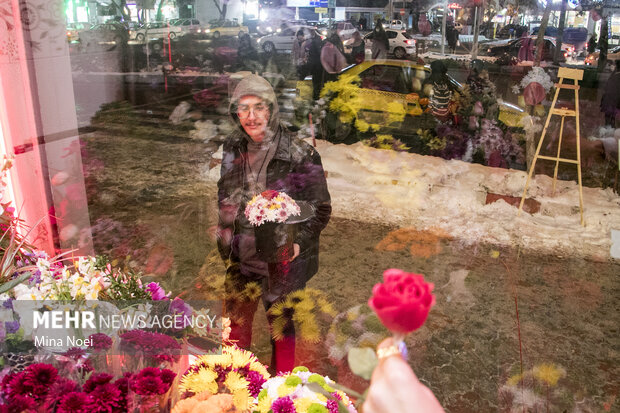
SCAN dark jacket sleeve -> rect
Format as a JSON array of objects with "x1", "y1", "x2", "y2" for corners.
[
  {"x1": 216, "y1": 139, "x2": 240, "y2": 263},
  {"x1": 293, "y1": 143, "x2": 331, "y2": 255}
]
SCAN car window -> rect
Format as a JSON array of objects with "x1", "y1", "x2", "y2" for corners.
[
  {"x1": 402, "y1": 32, "x2": 413, "y2": 39},
  {"x1": 192, "y1": 20, "x2": 200, "y2": 25},
  {"x1": 411, "y1": 68, "x2": 430, "y2": 96},
  {"x1": 388, "y1": 31, "x2": 398, "y2": 39},
  {"x1": 281, "y1": 29, "x2": 295, "y2": 36},
  {"x1": 359, "y1": 65, "x2": 411, "y2": 94}
]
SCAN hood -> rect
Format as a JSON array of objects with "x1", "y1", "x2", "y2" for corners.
[{"x1": 229, "y1": 74, "x2": 281, "y2": 141}]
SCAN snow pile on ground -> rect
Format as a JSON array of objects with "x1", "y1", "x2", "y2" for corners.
[
  {"x1": 315, "y1": 140, "x2": 620, "y2": 260},
  {"x1": 206, "y1": 140, "x2": 620, "y2": 260}
]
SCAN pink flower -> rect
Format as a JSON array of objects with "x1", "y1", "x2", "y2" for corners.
[
  {"x1": 56, "y1": 392, "x2": 92, "y2": 413},
  {"x1": 145, "y1": 282, "x2": 169, "y2": 300},
  {"x1": 88, "y1": 333, "x2": 113, "y2": 351},
  {"x1": 473, "y1": 101, "x2": 484, "y2": 116},
  {"x1": 83, "y1": 372, "x2": 113, "y2": 393}
]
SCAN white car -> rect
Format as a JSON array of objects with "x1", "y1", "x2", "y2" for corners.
[
  {"x1": 387, "y1": 20, "x2": 405, "y2": 30},
  {"x1": 344, "y1": 29, "x2": 415, "y2": 59},
  {"x1": 130, "y1": 22, "x2": 182, "y2": 41},
  {"x1": 171, "y1": 18, "x2": 203, "y2": 34},
  {"x1": 331, "y1": 21, "x2": 358, "y2": 41},
  {"x1": 257, "y1": 25, "x2": 321, "y2": 54}
]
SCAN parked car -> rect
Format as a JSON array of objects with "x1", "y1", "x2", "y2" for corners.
[
  {"x1": 256, "y1": 25, "x2": 322, "y2": 53},
  {"x1": 66, "y1": 22, "x2": 91, "y2": 42},
  {"x1": 130, "y1": 22, "x2": 182, "y2": 41},
  {"x1": 205, "y1": 20, "x2": 248, "y2": 38},
  {"x1": 344, "y1": 29, "x2": 415, "y2": 59},
  {"x1": 585, "y1": 45, "x2": 620, "y2": 66},
  {"x1": 496, "y1": 24, "x2": 527, "y2": 39},
  {"x1": 330, "y1": 21, "x2": 358, "y2": 40},
  {"x1": 171, "y1": 18, "x2": 203, "y2": 34},
  {"x1": 387, "y1": 20, "x2": 405, "y2": 30},
  {"x1": 79, "y1": 22, "x2": 129, "y2": 48},
  {"x1": 486, "y1": 36, "x2": 567, "y2": 62},
  {"x1": 531, "y1": 26, "x2": 558, "y2": 37},
  {"x1": 296, "y1": 60, "x2": 525, "y2": 140}
]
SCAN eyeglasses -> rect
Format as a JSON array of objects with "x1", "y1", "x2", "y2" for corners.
[{"x1": 237, "y1": 103, "x2": 269, "y2": 119}]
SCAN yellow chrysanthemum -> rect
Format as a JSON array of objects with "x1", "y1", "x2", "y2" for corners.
[
  {"x1": 179, "y1": 367, "x2": 218, "y2": 394},
  {"x1": 533, "y1": 363, "x2": 565, "y2": 387},
  {"x1": 198, "y1": 353, "x2": 231, "y2": 367},
  {"x1": 243, "y1": 282, "x2": 262, "y2": 301},
  {"x1": 294, "y1": 397, "x2": 314, "y2": 412},
  {"x1": 316, "y1": 393, "x2": 328, "y2": 403},
  {"x1": 256, "y1": 395, "x2": 273, "y2": 412},
  {"x1": 268, "y1": 288, "x2": 335, "y2": 344},
  {"x1": 232, "y1": 386, "x2": 252, "y2": 411},
  {"x1": 224, "y1": 371, "x2": 246, "y2": 391}
]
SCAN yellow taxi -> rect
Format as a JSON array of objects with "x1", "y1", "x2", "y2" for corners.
[{"x1": 296, "y1": 60, "x2": 526, "y2": 132}]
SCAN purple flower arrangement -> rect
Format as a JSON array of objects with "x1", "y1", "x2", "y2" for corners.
[{"x1": 119, "y1": 330, "x2": 182, "y2": 364}]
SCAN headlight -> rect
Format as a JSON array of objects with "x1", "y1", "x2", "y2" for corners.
[{"x1": 205, "y1": 29, "x2": 210, "y2": 33}]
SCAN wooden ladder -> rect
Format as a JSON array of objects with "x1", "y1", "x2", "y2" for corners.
[{"x1": 518, "y1": 67, "x2": 585, "y2": 226}]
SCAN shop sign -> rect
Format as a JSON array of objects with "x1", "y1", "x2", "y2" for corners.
[{"x1": 315, "y1": 7, "x2": 328, "y2": 13}]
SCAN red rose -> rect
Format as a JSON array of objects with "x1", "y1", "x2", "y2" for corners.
[
  {"x1": 261, "y1": 189, "x2": 279, "y2": 200},
  {"x1": 368, "y1": 269, "x2": 435, "y2": 334}
]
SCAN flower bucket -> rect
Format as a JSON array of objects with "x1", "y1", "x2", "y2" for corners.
[{"x1": 255, "y1": 221, "x2": 297, "y2": 263}]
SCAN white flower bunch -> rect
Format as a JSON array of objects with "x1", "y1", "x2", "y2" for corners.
[
  {"x1": 244, "y1": 191, "x2": 301, "y2": 226},
  {"x1": 13, "y1": 256, "x2": 109, "y2": 301},
  {"x1": 512, "y1": 67, "x2": 554, "y2": 95}
]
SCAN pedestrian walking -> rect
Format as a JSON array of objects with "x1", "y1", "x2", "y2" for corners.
[
  {"x1": 321, "y1": 33, "x2": 347, "y2": 82},
  {"x1": 370, "y1": 20, "x2": 389, "y2": 59},
  {"x1": 291, "y1": 29, "x2": 308, "y2": 80},
  {"x1": 348, "y1": 31, "x2": 366, "y2": 64},
  {"x1": 601, "y1": 60, "x2": 620, "y2": 127},
  {"x1": 305, "y1": 29, "x2": 324, "y2": 100},
  {"x1": 447, "y1": 25, "x2": 459, "y2": 54}
]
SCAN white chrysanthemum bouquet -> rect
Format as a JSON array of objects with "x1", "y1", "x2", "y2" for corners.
[{"x1": 244, "y1": 190, "x2": 301, "y2": 227}]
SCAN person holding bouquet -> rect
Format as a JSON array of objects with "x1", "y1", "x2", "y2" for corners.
[{"x1": 216, "y1": 74, "x2": 331, "y2": 373}]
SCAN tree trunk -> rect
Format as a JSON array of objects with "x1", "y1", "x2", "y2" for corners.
[
  {"x1": 597, "y1": 16, "x2": 608, "y2": 72},
  {"x1": 472, "y1": 6, "x2": 482, "y2": 59},
  {"x1": 534, "y1": 3, "x2": 552, "y2": 67},
  {"x1": 553, "y1": 0, "x2": 567, "y2": 65},
  {"x1": 211, "y1": 0, "x2": 224, "y2": 20}
]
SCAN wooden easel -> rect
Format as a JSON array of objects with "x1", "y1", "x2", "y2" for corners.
[{"x1": 518, "y1": 67, "x2": 585, "y2": 226}]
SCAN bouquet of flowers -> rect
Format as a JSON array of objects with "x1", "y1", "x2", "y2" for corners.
[
  {"x1": 179, "y1": 345, "x2": 269, "y2": 411},
  {"x1": 244, "y1": 190, "x2": 301, "y2": 226},
  {"x1": 255, "y1": 366, "x2": 357, "y2": 413}
]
